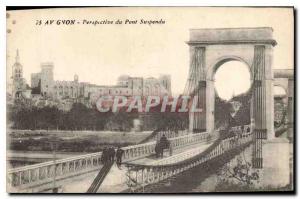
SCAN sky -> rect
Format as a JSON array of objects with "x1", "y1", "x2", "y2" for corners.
[
  {"x1": 6, "y1": 7, "x2": 294, "y2": 97},
  {"x1": 214, "y1": 61, "x2": 251, "y2": 100}
]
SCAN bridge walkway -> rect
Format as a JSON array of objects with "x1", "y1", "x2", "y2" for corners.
[
  {"x1": 122, "y1": 131, "x2": 253, "y2": 192},
  {"x1": 7, "y1": 126, "x2": 251, "y2": 193},
  {"x1": 96, "y1": 140, "x2": 214, "y2": 193},
  {"x1": 41, "y1": 138, "x2": 213, "y2": 193},
  {"x1": 7, "y1": 132, "x2": 213, "y2": 193},
  {"x1": 128, "y1": 140, "x2": 213, "y2": 165}
]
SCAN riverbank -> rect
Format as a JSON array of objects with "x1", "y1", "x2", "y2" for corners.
[{"x1": 8, "y1": 130, "x2": 152, "y2": 153}]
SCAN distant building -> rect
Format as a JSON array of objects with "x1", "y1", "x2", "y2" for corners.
[
  {"x1": 30, "y1": 73, "x2": 41, "y2": 89},
  {"x1": 88, "y1": 75, "x2": 171, "y2": 105},
  {"x1": 30, "y1": 63, "x2": 85, "y2": 99},
  {"x1": 117, "y1": 75, "x2": 170, "y2": 96},
  {"x1": 158, "y1": 75, "x2": 171, "y2": 94},
  {"x1": 11, "y1": 50, "x2": 31, "y2": 99},
  {"x1": 30, "y1": 63, "x2": 172, "y2": 102}
]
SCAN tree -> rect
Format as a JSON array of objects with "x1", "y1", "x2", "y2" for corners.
[
  {"x1": 215, "y1": 96, "x2": 232, "y2": 129},
  {"x1": 216, "y1": 151, "x2": 260, "y2": 191}
]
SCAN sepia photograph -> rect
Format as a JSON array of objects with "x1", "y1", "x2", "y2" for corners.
[{"x1": 5, "y1": 7, "x2": 294, "y2": 193}]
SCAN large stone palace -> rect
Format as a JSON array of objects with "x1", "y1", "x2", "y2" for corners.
[
  {"x1": 31, "y1": 63, "x2": 171, "y2": 99},
  {"x1": 10, "y1": 50, "x2": 172, "y2": 105}
]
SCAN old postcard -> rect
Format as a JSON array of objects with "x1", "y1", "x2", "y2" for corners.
[{"x1": 6, "y1": 7, "x2": 294, "y2": 193}]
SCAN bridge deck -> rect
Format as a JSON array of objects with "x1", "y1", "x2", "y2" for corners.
[
  {"x1": 8, "y1": 128, "x2": 254, "y2": 193},
  {"x1": 127, "y1": 141, "x2": 213, "y2": 166},
  {"x1": 24, "y1": 140, "x2": 213, "y2": 193},
  {"x1": 97, "y1": 141, "x2": 213, "y2": 193},
  {"x1": 60, "y1": 170, "x2": 100, "y2": 193}
]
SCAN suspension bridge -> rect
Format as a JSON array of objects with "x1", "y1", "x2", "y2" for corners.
[
  {"x1": 7, "y1": 126, "x2": 253, "y2": 193},
  {"x1": 7, "y1": 27, "x2": 293, "y2": 193}
]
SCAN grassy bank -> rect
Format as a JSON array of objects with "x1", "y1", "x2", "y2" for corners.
[{"x1": 8, "y1": 130, "x2": 152, "y2": 153}]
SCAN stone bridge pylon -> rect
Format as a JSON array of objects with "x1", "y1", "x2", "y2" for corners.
[
  {"x1": 184, "y1": 28, "x2": 277, "y2": 142},
  {"x1": 274, "y1": 69, "x2": 294, "y2": 139}
]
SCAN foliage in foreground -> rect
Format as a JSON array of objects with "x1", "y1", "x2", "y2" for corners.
[{"x1": 215, "y1": 151, "x2": 293, "y2": 192}]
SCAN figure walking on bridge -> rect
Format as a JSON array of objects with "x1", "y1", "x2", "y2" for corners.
[
  {"x1": 160, "y1": 134, "x2": 169, "y2": 148},
  {"x1": 101, "y1": 147, "x2": 108, "y2": 164},
  {"x1": 155, "y1": 134, "x2": 170, "y2": 158},
  {"x1": 109, "y1": 147, "x2": 116, "y2": 162},
  {"x1": 116, "y1": 146, "x2": 124, "y2": 165},
  {"x1": 169, "y1": 142, "x2": 173, "y2": 156},
  {"x1": 155, "y1": 142, "x2": 162, "y2": 158}
]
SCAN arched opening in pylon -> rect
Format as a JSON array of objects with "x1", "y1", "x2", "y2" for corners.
[
  {"x1": 214, "y1": 61, "x2": 251, "y2": 101},
  {"x1": 213, "y1": 60, "x2": 251, "y2": 130},
  {"x1": 273, "y1": 85, "x2": 288, "y2": 129},
  {"x1": 274, "y1": 85, "x2": 287, "y2": 98}
]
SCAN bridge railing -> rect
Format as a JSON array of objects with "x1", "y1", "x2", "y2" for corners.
[
  {"x1": 230, "y1": 124, "x2": 251, "y2": 134},
  {"x1": 7, "y1": 131, "x2": 214, "y2": 191},
  {"x1": 138, "y1": 129, "x2": 189, "y2": 144},
  {"x1": 7, "y1": 151, "x2": 104, "y2": 191},
  {"x1": 124, "y1": 131, "x2": 253, "y2": 191},
  {"x1": 155, "y1": 130, "x2": 189, "y2": 140},
  {"x1": 121, "y1": 131, "x2": 217, "y2": 161}
]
